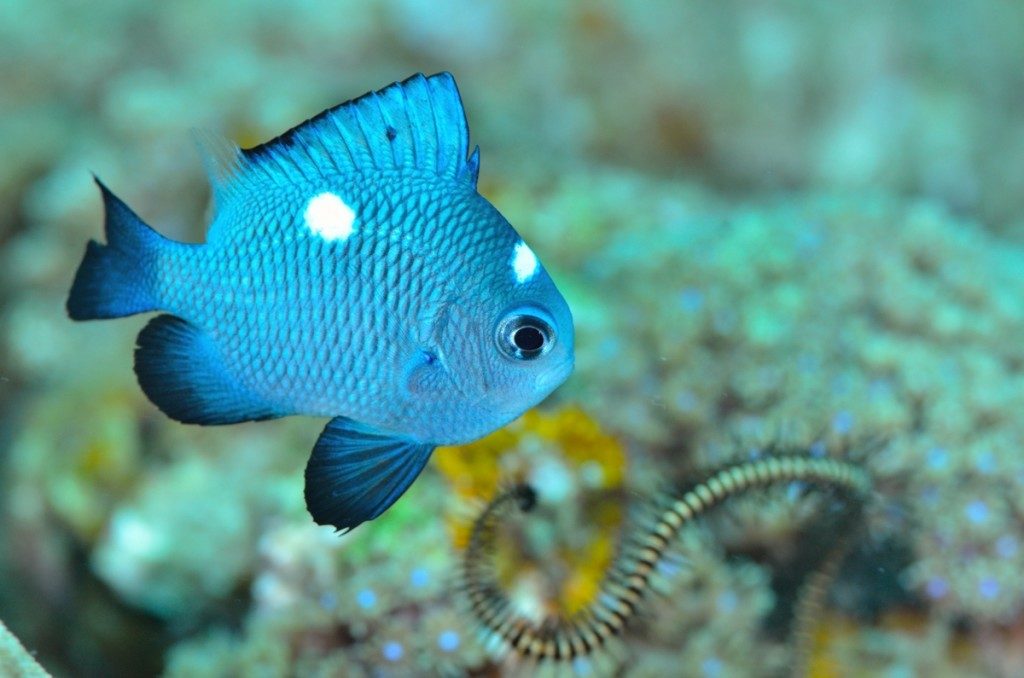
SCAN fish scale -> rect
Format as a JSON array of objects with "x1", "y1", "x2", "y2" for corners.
[{"x1": 67, "y1": 72, "x2": 574, "y2": 532}]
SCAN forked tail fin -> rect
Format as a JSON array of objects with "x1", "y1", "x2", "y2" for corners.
[{"x1": 67, "y1": 178, "x2": 167, "y2": 320}]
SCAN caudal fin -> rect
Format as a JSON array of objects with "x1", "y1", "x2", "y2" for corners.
[{"x1": 67, "y1": 179, "x2": 166, "y2": 320}]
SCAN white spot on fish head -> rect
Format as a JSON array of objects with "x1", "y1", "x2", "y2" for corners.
[
  {"x1": 304, "y1": 191, "x2": 355, "y2": 241},
  {"x1": 511, "y1": 240, "x2": 539, "y2": 284}
]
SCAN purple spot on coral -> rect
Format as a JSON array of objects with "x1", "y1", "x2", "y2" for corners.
[
  {"x1": 830, "y1": 374, "x2": 852, "y2": 396},
  {"x1": 598, "y1": 337, "x2": 620, "y2": 359},
  {"x1": 674, "y1": 390, "x2": 698, "y2": 412},
  {"x1": 382, "y1": 641, "x2": 404, "y2": 662},
  {"x1": 978, "y1": 577, "x2": 1000, "y2": 599},
  {"x1": 832, "y1": 410, "x2": 854, "y2": 435},
  {"x1": 712, "y1": 309, "x2": 737, "y2": 334},
  {"x1": 410, "y1": 567, "x2": 429, "y2": 588},
  {"x1": 679, "y1": 288, "x2": 704, "y2": 313},
  {"x1": 356, "y1": 588, "x2": 376, "y2": 609},
  {"x1": 920, "y1": 486, "x2": 939, "y2": 506},
  {"x1": 868, "y1": 379, "x2": 891, "y2": 399},
  {"x1": 657, "y1": 559, "x2": 681, "y2": 577},
  {"x1": 716, "y1": 590, "x2": 738, "y2": 614},
  {"x1": 797, "y1": 229, "x2": 822, "y2": 253},
  {"x1": 437, "y1": 629, "x2": 460, "y2": 652},
  {"x1": 797, "y1": 353, "x2": 819, "y2": 374},
  {"x1": 996, "y1": 535, "x2": 1019, "y2": 559},
  {"x1": 964, "y1": 500, "x2": 989, "y2": 525},
  {"x1": 319, "y1": 593, "x2": 337, "y2": 610},
  {"x1": 974, "y1": 451, "x2": 996, "y2": 475},
  {"x1": 701, "y1": 657, "x2": 723, "y2": 678},
  {"x1": 925, "y1": 577, "x2": 948, "y2": 599},
  {"x1": 809, "y1": 441, "x2": 826, "y2": 457},
  {"x1": 572, "y1": 657, "x2": 593, "y2": 676},
  {"x1": 925, "y1": 447, "x2": 949, "y2": 471}
]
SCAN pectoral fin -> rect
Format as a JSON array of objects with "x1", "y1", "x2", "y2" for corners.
[
  {"x1": 304, "y1": 417, "x2": 435, "y2": 532},
  {"x1": 134, "y1": 314, "x2": 283, "y2": 425}
]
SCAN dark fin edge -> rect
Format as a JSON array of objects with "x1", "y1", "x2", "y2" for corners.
[
  {"x1": 304, "y1": 416, "x2": 435, "y2": 532},
  {"x1": 134, "y1": 314, "x2": 282, "y2": 425},
  {"x1": 212, "y1": 73, "x2": 475, "y2": 208},
  {"x1": 67, "y1": 179, "x2": 165, "y2": 320}
]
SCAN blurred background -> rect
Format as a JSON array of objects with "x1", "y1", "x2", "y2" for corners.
[{"x1": 3, "y1": 1, "x2": 1024, "y2": 676}]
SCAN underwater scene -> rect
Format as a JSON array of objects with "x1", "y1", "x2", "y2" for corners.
[{"x1": 3, "y1": 1, "x2": 1024, "y2": 676}]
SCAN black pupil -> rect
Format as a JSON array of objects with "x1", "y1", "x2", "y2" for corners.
[{"x1": 513, "y1": 326, "x2": 545, "y2": 352}]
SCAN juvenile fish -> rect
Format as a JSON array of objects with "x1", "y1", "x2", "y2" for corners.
[{"x1": 67, "y1": 73, "x2": 574, "y2": 531}]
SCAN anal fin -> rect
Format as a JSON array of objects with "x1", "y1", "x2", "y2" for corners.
[
  {"x1": 134, "y1": 314, "x2": 282, "y2": 425},
  {"x1": 304, "y1": 417, "x2": 435, "y2": 532}
]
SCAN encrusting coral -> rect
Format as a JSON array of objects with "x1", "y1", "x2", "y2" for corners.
[
  {"x1": 7, "y1": 165, "x2": 1024, "y2": 674},
  {"x1": 5, "y1": 3, "x2": 1024, "y2": 664},
  {"x1": 435, "y1": 407, "x2": 627, "y2": 615},
  {"x1": 162, "y1": 473, "x2": 492, "y2": 677},
  {"x1": 0, "y1": 619, "x2": 50, "y2": 678},
  {"x1": 505, "y1": 168, "x2": 1024, "y2": 635},
  {"x1": 458, "y1": 443, "x2": 872, "y2": 675}
]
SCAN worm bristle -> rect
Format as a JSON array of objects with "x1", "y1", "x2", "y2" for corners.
[{"x1": 459, "y1": 448, "x2": 874, "y2": 672}]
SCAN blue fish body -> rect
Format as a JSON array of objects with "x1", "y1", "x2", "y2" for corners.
[{"x1": 67, "y1": 73, "x2": 574, "y2": 531}]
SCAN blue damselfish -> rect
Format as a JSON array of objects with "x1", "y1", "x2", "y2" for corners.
[{"x1": 66, "y1": 73, "x2": 574, "y2": 531}]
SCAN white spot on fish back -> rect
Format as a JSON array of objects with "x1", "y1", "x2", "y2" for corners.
[
  {"x1": 304, "y1": 192, "x2": 355, "y2": 241},
  {"x1": 512, "y1": 240, "x2": 539, "y2": 284}
]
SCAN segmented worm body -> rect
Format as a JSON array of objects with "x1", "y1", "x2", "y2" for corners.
[{"x1": 460, "y1": 453, "x2": 872, "y2": 665}]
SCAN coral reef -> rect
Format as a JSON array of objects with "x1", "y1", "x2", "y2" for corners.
[
  {"x1": 161, "y1": 474, "x2": 492, "y2": 677},
  {"x1": 0, "y1": 619, "x2": 50, "y2": 678},
  {"x1": 506, "y1": 169, "x2": 1024, "y2": 636},
  {"x1": 3, "y1": 1, "x2": 1024, "y2": 675},
  {"x1": 435, "y1": 407, "x2": 627, "y2": 614},
  {"x1": 7, "y1": 165, "x2": 1024, "y2": 673},
  {"x1": 459, "y1": 451, "x2": 871, "y2": 674},
  {"x1": 8, "y1": 167, "x2": 1024, "y2": 672}
]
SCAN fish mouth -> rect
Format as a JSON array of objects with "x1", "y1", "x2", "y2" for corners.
[{"x1": 536, "y1": 352, "x2": 575, "y2": 395}]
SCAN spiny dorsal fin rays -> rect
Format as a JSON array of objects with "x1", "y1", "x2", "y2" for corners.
[
  {"x1": 259, "y1": 73, "x2": 467, "y2": 187},
  {"x1": 399, "y1": 81, "x2": 424, "y2": 170},
  {"x1": 197, "y1": 73, "x2": 477, "y2": 241},
  {"x1": 465, "y1": 145, "x2": 481, "y2": 185},
  {"x1": 191, "y1": 128, "x2": 244, "y2": 211}
]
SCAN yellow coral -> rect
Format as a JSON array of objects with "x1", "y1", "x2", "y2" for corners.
[
  {"x1": 558, "y1": 532, "x2": 616, "y2": 615},
  {"x1": 805, "y1": 612, "x2": 858, "y2": 678},
  {"x1": 805, "y1": 609, "x2": 979, "y2": 677},
  {"x1": 435, "y1": 406, "x2": 625, "y2": 501},
  {"x1": 435, "y1": 405, "x2": 627, "y2": 615}
]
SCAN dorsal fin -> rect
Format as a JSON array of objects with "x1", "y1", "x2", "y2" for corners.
[
  {"x1": 208, "y1": 73, "x2": 477, "y2": 210},
  {"x1": 192, "y1": 128, "x2": 244, "y2": 211},
  {"x1": 464, "y1": 145, "x2": 480, "y2": 185}
]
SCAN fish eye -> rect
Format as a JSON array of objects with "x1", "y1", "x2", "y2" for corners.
[{"x1": 495, "y1": 309, "x2": 555, "y2": 361}]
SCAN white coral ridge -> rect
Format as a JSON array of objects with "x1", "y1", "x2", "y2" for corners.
[{"x1": 0, "y1": 619, "x2": 51, "y2": 678}]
